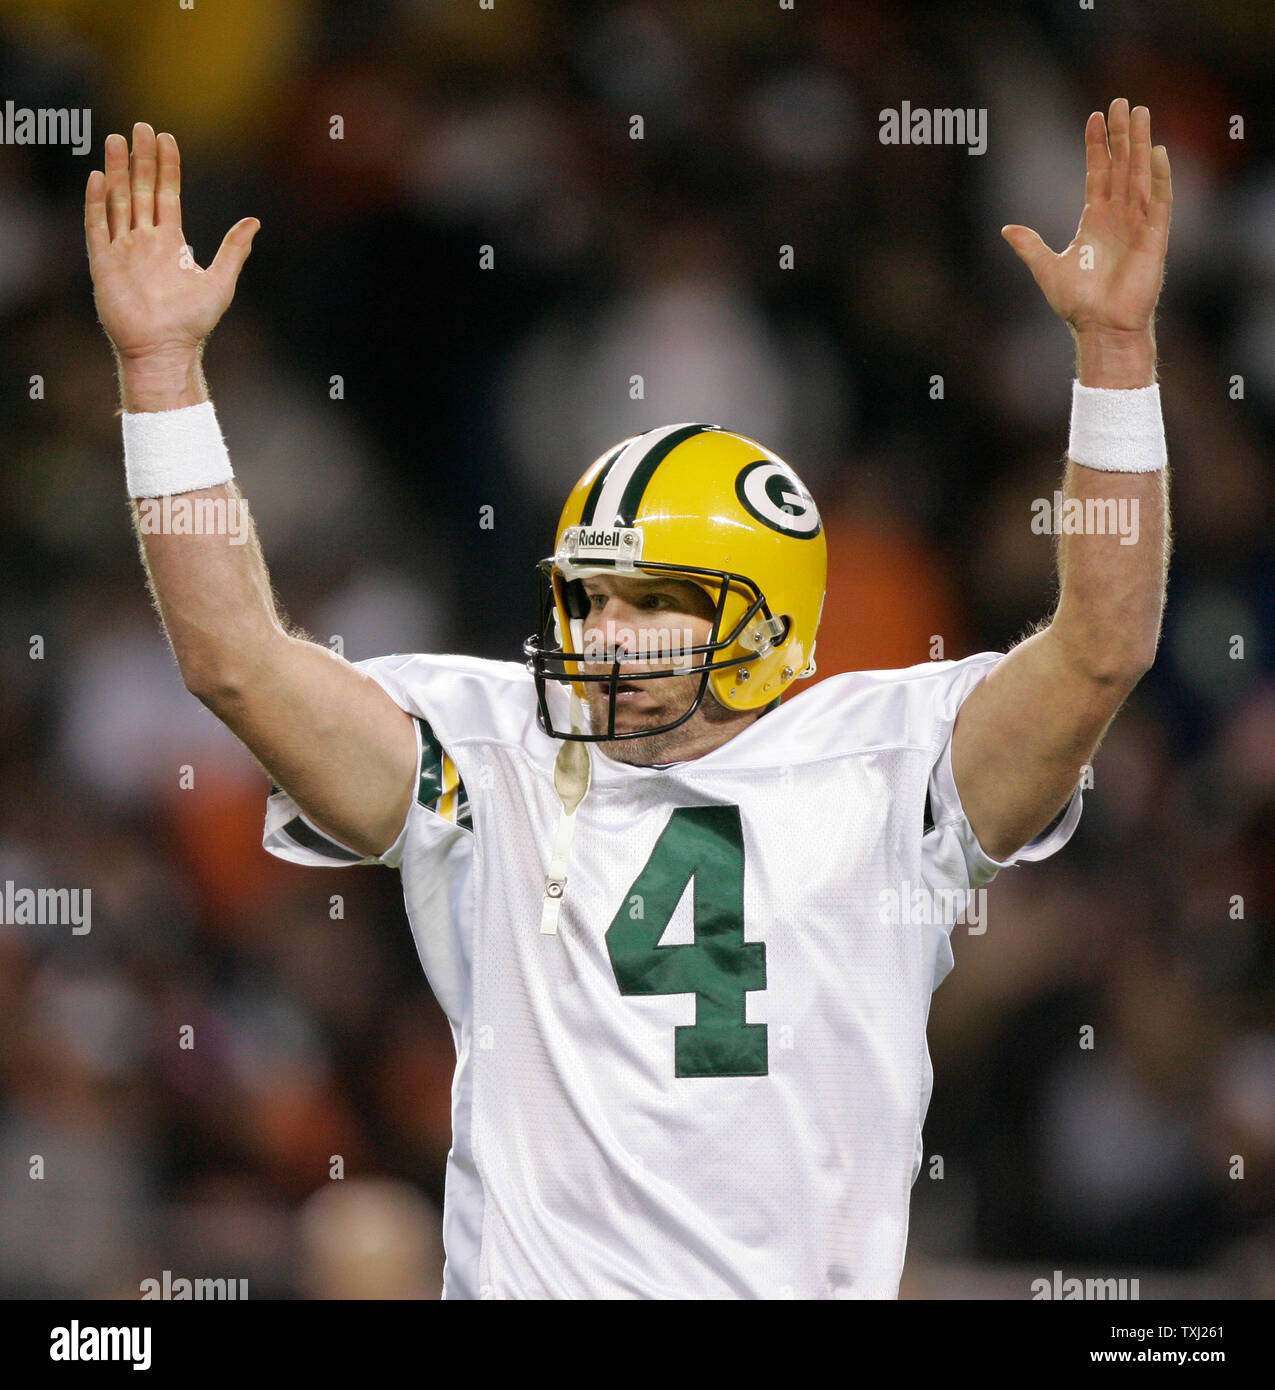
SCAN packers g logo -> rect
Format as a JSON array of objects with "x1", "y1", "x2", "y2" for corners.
[{"x1": 734, "y1": 460, "x2": 821, "y2": 537}]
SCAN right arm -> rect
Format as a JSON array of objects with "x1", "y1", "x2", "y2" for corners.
[{"x1": 90, "y1": 123, "x2": 416, "y2": 857}]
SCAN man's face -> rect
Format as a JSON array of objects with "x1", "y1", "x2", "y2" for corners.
[{"x1": 577, "y1": 573, "x2": 757, "y2": 764}]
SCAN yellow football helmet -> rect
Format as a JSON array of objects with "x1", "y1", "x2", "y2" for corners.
[{"x1": 524, "y1": 422, "x2": 827, "y2": 741}]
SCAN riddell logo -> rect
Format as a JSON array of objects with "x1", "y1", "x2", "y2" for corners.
[{"x1": 559, "y1": 526, "x2": 644, "y2": 562}]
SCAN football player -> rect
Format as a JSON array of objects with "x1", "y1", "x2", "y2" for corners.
[{"x1": 87, "y1": 99, "x2": 1171, "y2": 1297}]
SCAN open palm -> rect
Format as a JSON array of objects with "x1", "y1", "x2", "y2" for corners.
[
  {"x1": 1002, "y1": 100, "x2": 1172, "y2": 336},
  {"x1": 86, "y1": 123, "x2": 259, "y2": 360}
]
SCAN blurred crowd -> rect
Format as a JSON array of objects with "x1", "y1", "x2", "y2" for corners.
[{"x1": 0, "y1": 0, "x2": 1272, "y2": 1298}]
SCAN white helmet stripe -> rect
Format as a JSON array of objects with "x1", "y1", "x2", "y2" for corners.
[{"x1": 586, "y1": 422, "x2": 702, "y2": 529}]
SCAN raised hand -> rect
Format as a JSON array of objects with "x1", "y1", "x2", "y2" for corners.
[
  {"x1": 1001, "y1": 100, "x2": 1171, "y2": 345},
  {"x1": 86, "y1": 123, "x2": 259, "y2": 367}
]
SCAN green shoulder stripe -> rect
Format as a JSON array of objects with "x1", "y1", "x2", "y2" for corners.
[
  {"x1": 416, "y1": 719, "x2": 446, "y2": 806},
  {"x1": 415, "y1": 717, "x2": 473, "y2": 832}
]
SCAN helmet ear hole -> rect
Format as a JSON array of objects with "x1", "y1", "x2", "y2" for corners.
[{"x1": 742, "y1": 614, "x2": 789, "y2": 656}]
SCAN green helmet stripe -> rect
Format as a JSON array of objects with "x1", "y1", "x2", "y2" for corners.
[
  {"x1": 614, "y1": 423, "x2": 712, "y2": 526},
  {"x1": 579, "y1": 424, "x2": 715, "y2": 529},
  {"x1": 578, "y1": 439, "x2": 629, "y2": 528}
]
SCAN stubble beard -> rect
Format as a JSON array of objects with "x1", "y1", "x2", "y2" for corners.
[{"x1": 587, "y1": 671, "x2": 754, "y2": 766}]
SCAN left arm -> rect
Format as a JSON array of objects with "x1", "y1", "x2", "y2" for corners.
[{"x1": 952, "y1": 99, "x2": 1172, "y2": 861}]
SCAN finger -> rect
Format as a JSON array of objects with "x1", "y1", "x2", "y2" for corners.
[
  {"x1": 208, "y1": 217, "x2": 261, "y2": 293},
  {"x1": 85, "y1": 170, "x2": 110, "y2": 259},
  {"x1": 130, "y1": 122, "x2": 157, "y2": 229},
  {"x1": 155, "y1": 131, "x2": 182, "y2": 228},
  {"x1": 1149, "y1": 144, "x2": 1172, "y2": 235},
  {"x1": 1107, "y1": 97, "x2": 1130, "y2": 201},
  {"x1": 1128, "y1": 105, "x2": 1152, "y2": 207},
  {"x1": 104, "y1": 132, "x2": 131, "y2": 240},
  {"x1": 1084, "y1": 110, "x2": 1111, "y2": 203},
  {"x1": 1001, "y1": 224, "x2": 1055, "y2": 278}
]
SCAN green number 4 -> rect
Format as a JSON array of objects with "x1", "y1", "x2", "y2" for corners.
[{"x1": 605, "y1": 804, "x2": 768, "y2": 1078}]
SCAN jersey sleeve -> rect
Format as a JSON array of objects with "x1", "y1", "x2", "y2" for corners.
[
  {"x1": 262, "y1": 712, "x2": 472, "y2": 869},
  {"x1": 919, "y1": 651, "x2": 1083, "y2": 893},
  {"x1": 260, "y1": 653, "x2": 507, "y2": 870}
]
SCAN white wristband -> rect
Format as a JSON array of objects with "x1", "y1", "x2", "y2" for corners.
[
  {"x1": 123, "y1": 400, "x2": 234, "y2": 498},
  {"x1": 1067, "y1": 381, "x2": 1166, "y2": 473}
]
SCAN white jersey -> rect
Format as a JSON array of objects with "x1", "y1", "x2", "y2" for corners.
[{"x1": 263, "y1": 650, "x2": 1081, "y2": 1299}]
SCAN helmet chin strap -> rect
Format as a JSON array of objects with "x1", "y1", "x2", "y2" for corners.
[{"x1": 539, "y1": 687, "x2": 592, "y2": 935}]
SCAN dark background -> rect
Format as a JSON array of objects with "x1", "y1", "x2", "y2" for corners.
[{"x1": 0, "y1": 0, "x2": 1272, "y2": 1298}]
